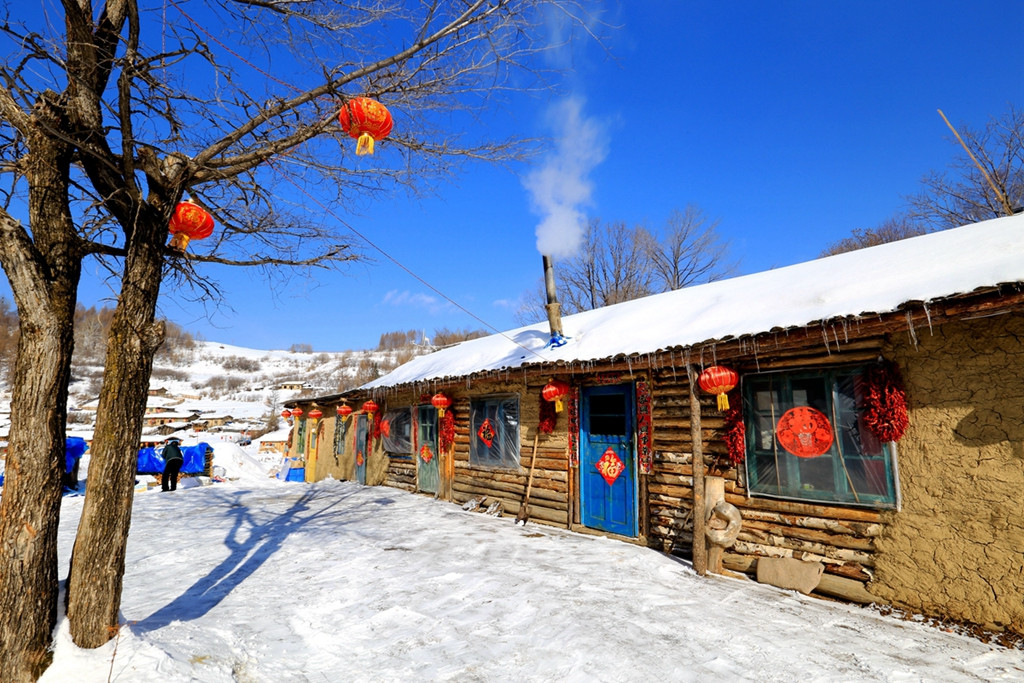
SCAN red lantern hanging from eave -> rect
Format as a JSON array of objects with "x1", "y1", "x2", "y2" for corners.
[
  {"x1": 168, "y1": 199, "x2": 214, "y2": 251},
  {"x1": 291, "y1": 407, "x2": 304, "y2": 418},
  {"x1": 338, "y1": 97, "x2": 393, "y2": 156},
  {"x1": 308, "y1": 407, "x2": 323, "y2": 420},
  {"x1": 337, "y1": 403, "x2": 353, "y2": 419},
  {"x1": 281, "y1": 409, "x2": 292, "y2": 420},
  {"x1": 542, "y1": 379, "x2": 571, "y2": 413},
  {"x1": 362, "y1": 400, "x2": 378, "y2": 416},
  {"x1": 431, "y1": 392, "x2": 452, "y2": 418},
  {"x1": 698, "y1": 365, "x2": 739, "y2": 411}
]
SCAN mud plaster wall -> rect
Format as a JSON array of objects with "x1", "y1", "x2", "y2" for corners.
[{"x1": 874, "y1": 313, "x2": 1024, "y2": 634}]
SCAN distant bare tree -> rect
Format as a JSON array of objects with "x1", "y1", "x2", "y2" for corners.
[
  {"x1": 820, "y1": 215, "x2": 928, "y2": 257},
  {"x1": 647, "y1": 206, "x2": 733, "y2": 290},
  {"x1": 907, "y1": 106, "x2": 1024, "y2": 229},
  {"x1": 516, "y1": 208, "x2": 731, "y2": 323},
  {"x1": 432, "y1": 327, "x2": 489, "y2": 346}
]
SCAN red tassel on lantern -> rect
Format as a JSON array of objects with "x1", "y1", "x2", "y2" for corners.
[
  {"x1": 338, "y1": 97, "x2": 393, "y2": 155},
  {"x1": 698, "y1": 365, "x2": 739, "y2": 411}
]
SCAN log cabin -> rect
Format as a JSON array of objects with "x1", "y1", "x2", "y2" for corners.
[{"x1": 286, "y1": 212, "x2": 1024, "y2": 638}]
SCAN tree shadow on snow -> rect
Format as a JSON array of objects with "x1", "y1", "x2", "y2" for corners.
[{"x1": 133, "y1": 486, "x2": 364, "y2": 632}]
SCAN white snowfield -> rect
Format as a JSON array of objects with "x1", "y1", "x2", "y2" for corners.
[{"x1": 44, "y1": 477, "x2": 1023, "y2": 681}]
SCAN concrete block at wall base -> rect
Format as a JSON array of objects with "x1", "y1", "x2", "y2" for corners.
[{"x1": 756, "y1": 557, "x2": 825, "y2": 595}]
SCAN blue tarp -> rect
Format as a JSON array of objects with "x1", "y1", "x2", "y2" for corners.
[
  {"x1": 65, "y1": 436, "x2": 87, "y2": 473},
  {"x1": 0, "y1": 437, "x2": 88, "y2": 489},
  {"x1": 136, "y1": 443, "x2": 210, "y2": 474}
]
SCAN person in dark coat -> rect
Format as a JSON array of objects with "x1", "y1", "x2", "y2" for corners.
[{"x1": 162, "y1": 438, "x2": 184, "y2": 492}]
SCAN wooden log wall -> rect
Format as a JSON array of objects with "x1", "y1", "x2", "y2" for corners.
[
  {"x1": 448, "y1": 380, "x2": 572, "y2": 528},
  {"x1": 648, "y1": 333, "x2": 888, "y2": 597}
]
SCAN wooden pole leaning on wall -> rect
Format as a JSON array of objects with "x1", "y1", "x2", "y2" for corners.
[{"x1": 687, "y1": 364, "x2": 708, "y2": 576}]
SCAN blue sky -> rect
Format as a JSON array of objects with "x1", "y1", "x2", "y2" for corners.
[{"x1": 6, "y1": 1, "x2": 1023, "y2": 352}]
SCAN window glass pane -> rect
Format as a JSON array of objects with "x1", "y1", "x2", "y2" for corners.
[
  {"x1": 382, "y1": 409, "x2": 413, "y2": 454},
  {"x1": 589, "y1": 393, "x2": 626, "y2": 435},
  {"x1": 743, "y1": 366, "x2": 896, "y2": 508},
  {"x1": 469, "y1": 396, "x2": 520, "y2": 469}
]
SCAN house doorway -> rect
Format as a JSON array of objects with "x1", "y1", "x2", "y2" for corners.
[
  {"x1": 354, "y1": 414, "x2": 368, "y2": 484},
  {"x1": 416, "y1": 405, "x2": 440, "y2": 495},
  {"x1": 579, "y1": 383, "x2": 638, "y2": 537}
]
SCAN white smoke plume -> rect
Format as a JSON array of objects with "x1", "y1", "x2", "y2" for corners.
[{"x1": 524, "y1": 97, "x2": 608, "y2": 260}]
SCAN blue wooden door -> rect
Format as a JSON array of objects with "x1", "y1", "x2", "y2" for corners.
[
  {"x1": 416, "y1": 406, "x2": 440, "y2": 494},
  {"x1": 354, "y1": 414, "x2": 368, "y2": 485},
  {"x1": 580, "y1": 384, "x2": 637, "y2": 536}
]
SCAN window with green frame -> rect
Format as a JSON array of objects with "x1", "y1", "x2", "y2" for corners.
[
  {"x1": 743, "y1": 366, "x2": 898, "y2": 508},
  {"x1": 469, "y1": 395, "x2": 520, "y2": 469}
]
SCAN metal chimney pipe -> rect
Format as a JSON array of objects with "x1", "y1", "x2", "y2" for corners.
[{"x1": 542, "y1": 255, "x2": 564, "y2": 340}]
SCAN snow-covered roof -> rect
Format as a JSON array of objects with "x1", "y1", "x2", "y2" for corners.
[{"x1": 365, "y1": 212, "x2": 1024, "y2": 390}]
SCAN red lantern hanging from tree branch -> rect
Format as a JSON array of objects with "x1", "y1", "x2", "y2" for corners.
[
  {"x1": 542, "y1": 379, "x2": 571, "y2": 413},
  {"x1": 168, "y1": 199, "x2": 214, "y2": 251},
  {"x1": 338, "y1": 97, "x2": 393, "y2": 156},
  {"x1": 698, "y1": 365, "x2": 739, "y2": 411}
]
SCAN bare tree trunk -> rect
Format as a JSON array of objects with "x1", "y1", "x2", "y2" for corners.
[
  {"x1": 65, "y1": 215, "x2": 166, "y2": 648},
  {"x1": 0, "y1": 96, "x2": 80, "y2": 682}
]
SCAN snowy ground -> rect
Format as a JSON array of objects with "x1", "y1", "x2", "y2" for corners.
[{"x1": 41, "y1": 451, "x2": 1024, "y2": 682}]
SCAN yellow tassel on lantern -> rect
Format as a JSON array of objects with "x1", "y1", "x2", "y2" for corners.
[
  {"x1": 356, "y1": 133, "x2": 375, "y2": 156},
  {"x1": 717, "y1": 394, "x2": 730, "y2": 411},
  {"x1": 169, "y1": 233, "x2": 191, "y2": 250}
]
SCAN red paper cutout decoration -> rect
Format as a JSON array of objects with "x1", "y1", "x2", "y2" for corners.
[
  {"x1": 431, "y1": 393, "x2": 452, "y2": 418},
  {"x1": 542, "y1": 379, "x2": 571, "y2": 412},
  {"x1": 698, "y1": 365, "x2": 739, "y2": 411},
  {"x1": 380, "y1": 419, "x2": 391, "y2": 438},
  {"x1": 356, "y1": 450, "x2": 364, "y2": 466},
  {"x1": 776, "y1": 406, "x2": 834, "y2": 458},
  {"x1": 168, "y1": 200, "x2": 214, "y2": 251},
  {"x1": 338, "y1": 97, "x2": 393, "y2": 155},
  {"x1": 420, "y1": 444, "x2": 435, "y2": 464},
  {"x1": 477, "y1": 418, "x2": 496, "y2": 448},
  {"x1": 595, "y1": 447, "x2": 625, "y2": 486}
]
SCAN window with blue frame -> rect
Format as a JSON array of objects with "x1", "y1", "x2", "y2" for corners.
[
  {"x1": 469, "y1": 395, "x2": 520, "y2": 469},
  {"x1": 743, "y1": 366, "x2": 898, "y2": 508}
]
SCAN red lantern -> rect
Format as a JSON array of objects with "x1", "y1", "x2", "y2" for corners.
[
  {"x1": 698, "y1": 366, "x2": 739, "y2": 411},
  {"x1": 281, "y1": 409, "x2": 292, "y2": 419},
  {"x1": 431, "y1": 392, "x2": 452, "y2": 418},
  {"x1": 338, "y1": 97, "x2": 393, "y2": 156},
  {"x1": 542, "y1": 379, "x2": 571, "y2": 413},
  {"x1": 337, "y1": 404, "x2": 353, "y2": 418},
  {"x1": 362, "y1": 400, "x2": 378, "y2": 416},
  {"x1": 168, "y1": 200, "x2": 214, "y2": 251},
  {"x1": 308, "y1": 407, "x2": 323, "y2": 420},
  {"x1": 291, "y1": 407, "x2": 304, "y2": 418}
]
